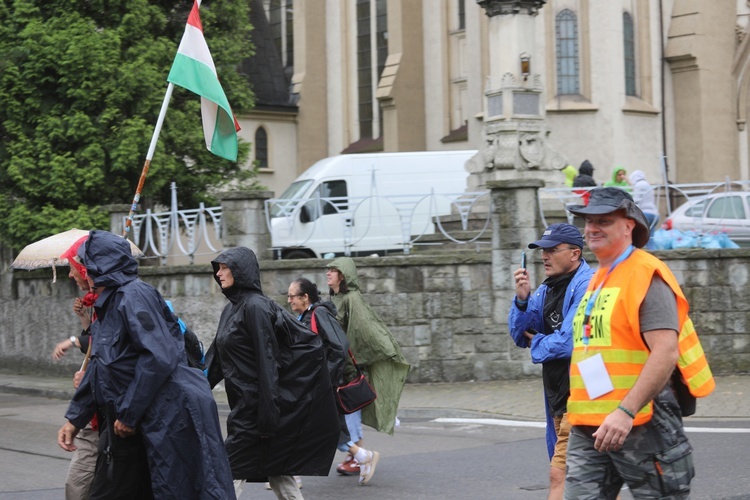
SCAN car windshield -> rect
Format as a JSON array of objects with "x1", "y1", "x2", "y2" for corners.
[{"x1": 269, "y1": 180, "x2": 313, "y2": 218}]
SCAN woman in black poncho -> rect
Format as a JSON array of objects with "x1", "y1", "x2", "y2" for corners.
[
  {"x1": 287, "y1": 277, "x2": 381, "y2": 486},
  {"x1": 206, "y1": 247, "x2": 339, "y2": 499}
]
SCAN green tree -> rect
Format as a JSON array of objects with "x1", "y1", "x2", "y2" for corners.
[{"x1": 0, "y1": 0, "x2": 256, "y2": 251}]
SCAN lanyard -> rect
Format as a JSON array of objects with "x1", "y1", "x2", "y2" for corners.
[
  {"x1": 582, "y1": 245, "x2": 635, "y2": 352},
  {"x1": 298, "y1": 304, "x2": 314, "y2": 321}
]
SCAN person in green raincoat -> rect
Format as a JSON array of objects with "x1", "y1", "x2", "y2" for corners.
[
  {"x1": 325, "y1": 257, "x2": 410, "y2": 478},
  {"x1": 603, "y1": 166, "x2": 630, "y2": 189}
]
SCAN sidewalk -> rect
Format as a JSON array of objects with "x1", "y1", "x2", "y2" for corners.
[{"x1": 1, "y1": 371, "x2": 748, "y2": 420}]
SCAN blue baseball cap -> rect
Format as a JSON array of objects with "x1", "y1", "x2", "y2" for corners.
[{"x1": 528, "y1": 223, "x2": 584, "y2": 249}]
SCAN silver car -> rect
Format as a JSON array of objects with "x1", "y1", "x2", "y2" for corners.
[{"x1": 663, "y1": 191, "x2": 750, "y2": 245}]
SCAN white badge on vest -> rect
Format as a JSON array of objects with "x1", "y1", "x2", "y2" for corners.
[{"x1": 577, "y1": 353, "x2": 614, "y2": 400}]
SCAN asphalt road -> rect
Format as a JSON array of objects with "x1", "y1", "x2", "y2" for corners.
[{"x1": 1, "y1": 392, "x2": 749, "y2": 499}]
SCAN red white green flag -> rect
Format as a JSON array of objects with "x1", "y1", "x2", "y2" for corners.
[{"x1": 168, "y1": 0, "x2": 239, "y2": 161}]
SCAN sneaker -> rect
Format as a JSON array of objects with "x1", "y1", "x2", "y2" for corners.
[
  {"x1": 336, "y1": 455, "x2": 359, "y2": 475},
  {"x1": 358, "y1": 450, "x2": 380, "y2": 485},
  {"x1": 337, "y1": 453, "x2": 353, "y2": 467}
]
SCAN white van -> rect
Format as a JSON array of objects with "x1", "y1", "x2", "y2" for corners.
[{"x1": 265, "y1": 150, "x2": 479, "y2": 259}]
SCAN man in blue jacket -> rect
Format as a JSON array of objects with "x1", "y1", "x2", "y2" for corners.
[{"x1": 508, "y1": 223, "x2": 593, "y2": 500}]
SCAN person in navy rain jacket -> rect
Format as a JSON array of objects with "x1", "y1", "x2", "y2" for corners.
[
  {"x1": 57, "y1": 230, "x2": 235, "y2": 500},
  {"x1": 507, "y1": 224, "x2": 594, "y2": 500}
]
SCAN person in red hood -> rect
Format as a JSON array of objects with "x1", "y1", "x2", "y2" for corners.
[
  {"x1": 53, "y1": 236, "x2": 97, "y2": 360},
  {"x1": 51, "y1": 235, "x2": 100, "y2": 500}
]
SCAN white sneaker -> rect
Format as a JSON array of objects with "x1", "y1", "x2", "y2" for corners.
[{"x1": 358, "y1": 450, "x2": 380, "y2": 485}]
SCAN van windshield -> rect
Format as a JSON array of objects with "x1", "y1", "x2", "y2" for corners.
[{"x1": 269, "y1": 180, "x2": 313, "y2": 218}]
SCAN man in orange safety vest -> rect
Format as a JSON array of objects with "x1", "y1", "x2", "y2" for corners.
[{"x1": 563, "y1": 187, "x2": 714, "y2": 499}]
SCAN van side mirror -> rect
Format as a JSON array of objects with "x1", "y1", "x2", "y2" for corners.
[
  {"x1": 299, "y1": 204, "x2": 311, "y2": 223},
  {"x1": 300, "y1": 201, "x2": 319, "y2": 223}
]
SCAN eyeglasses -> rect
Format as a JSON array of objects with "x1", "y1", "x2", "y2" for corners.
[
  {"x1": 541, "y1": 246, "x2": 579, "y2": 255},
  {"x1": 287, "y1": 293, "x2": 304, "y2": 299}
]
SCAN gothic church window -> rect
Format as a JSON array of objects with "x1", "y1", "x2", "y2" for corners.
[
  {"x1": 556, "y1": 9, "x2": 580, "y2": 96},
  {"x1": 623, "y1": 11, "x2": 636, "y2": 97},
  {"x1": 268, "y1": 0, "x2": 294, "y2": 69},
  {"x1": 446, "y1": 0, "x2": 468, "y2": 137},
  {"x1": 357, "y1": 0, "x2": 388, "y2": 139},
  {"x1": 254, "y1": 127, "x2": 268, "y2": 169}
]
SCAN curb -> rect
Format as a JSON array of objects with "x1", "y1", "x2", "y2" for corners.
[
  {"x1": 397, "y1": 407, "x2": 544, "y2": 421},
  {"x1": 0, "y1": 385, "x2": 74, "y2": 400}
]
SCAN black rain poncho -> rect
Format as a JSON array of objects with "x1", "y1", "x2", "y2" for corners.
[
  {"x1": 65, "y1": 230, "x2": 235, "y2": 499},
  {"x1": 206, "y1": 247, "x2": 339, "y2": 480},
  {"x1": 299, "y1": 300, "x2": 350, "y2": 387}
]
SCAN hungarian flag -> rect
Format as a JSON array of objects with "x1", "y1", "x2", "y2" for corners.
[{"x1": 168, "y1": 0, "x2": 240, "y2": 161}]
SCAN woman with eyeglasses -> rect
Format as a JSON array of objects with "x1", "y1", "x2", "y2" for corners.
[
  {"x1": 325, "y1": 257, "x2": 410, "y2": 485},
  {"x1": 287, "y1": 277, "x2": 381, "y2": 485},
  {"x1": 287, "y1": 279, "x2": 348, "y2": 393}
]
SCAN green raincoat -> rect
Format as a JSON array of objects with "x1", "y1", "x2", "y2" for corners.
[
  {"x1": 603, "y1": 167, "x2": 630, "y2": 189},
  {"x1": 327, "y1": 257, "x2": 410, "y2": 435}
]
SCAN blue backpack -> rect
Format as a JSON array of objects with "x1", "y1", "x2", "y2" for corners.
[{"x1": 165, "y1": 300, "x2": 207, "y2": 374}]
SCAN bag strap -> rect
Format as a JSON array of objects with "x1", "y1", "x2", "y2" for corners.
[
  {"x1": 347, "y1": 348, "x2": 363, "y2": 376},
  {"x1": 310, "y1": 308, "x2": 318, "y2": 334}
]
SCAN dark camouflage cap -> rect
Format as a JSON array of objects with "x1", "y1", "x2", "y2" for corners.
[{"x1": 567, "y1": 187, "x2": 650, "y2": 248}]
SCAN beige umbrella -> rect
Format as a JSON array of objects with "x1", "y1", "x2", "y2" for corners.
[{"x1": 10, "y1": 228, "x2": 144, "y2": 282}]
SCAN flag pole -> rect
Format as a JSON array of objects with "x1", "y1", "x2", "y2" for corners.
[{"x1": 123, "y1": 82, "x2": 176, "y2": 236}]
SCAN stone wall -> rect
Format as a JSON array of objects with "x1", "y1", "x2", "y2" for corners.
[
  {"x1": 2, "y1": 248, "x2": 749, "y2": 381},
  {"x1": 2, "y1": 254, "x2": 500, "y2": 383}
]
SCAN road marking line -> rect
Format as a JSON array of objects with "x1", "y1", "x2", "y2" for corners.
[
  {"x1": 433, "y1": 418, "x2": 545, "y2": 428},
  {"x1": 433, "y1": 418, "x2": 750, "y2": 433},
  {"x1": 684, "y1": 427, "x2": 750, "y2": 433}
]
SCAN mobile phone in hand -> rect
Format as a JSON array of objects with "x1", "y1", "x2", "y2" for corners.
[{"x1": 521, "y1": 251, "x2": 526, "y2": 271}]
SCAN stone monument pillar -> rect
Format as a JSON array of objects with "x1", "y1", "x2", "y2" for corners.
[
  {"x1": 467, "y1": 0, "x2": 566, "y2": 191},
  {"x1": 219, "y1": 190, "x2": 274, "y2": 259}
]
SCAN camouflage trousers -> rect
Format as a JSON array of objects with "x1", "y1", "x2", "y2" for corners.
[{"x1": 564, "y1": 387, "x2": 694, "y2": 499}]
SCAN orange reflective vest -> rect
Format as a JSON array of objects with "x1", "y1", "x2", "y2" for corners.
[{"x1": 568, "y1": 249, "x2": 714, "y2": 426}]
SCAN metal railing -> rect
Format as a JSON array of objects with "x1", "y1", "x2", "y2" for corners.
[
  {"x1": 124, "y1": 183, "x2": 222, "y2": 264},
  {"x1": 265, "y1": 190, "x2": 491, "y2": 257},
  {"x1": 538, "y1": 179, "x2": 750, "y2": 229},
  {"x1": 121, "y1": 179, "x2": 750, "y2": 263}
]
